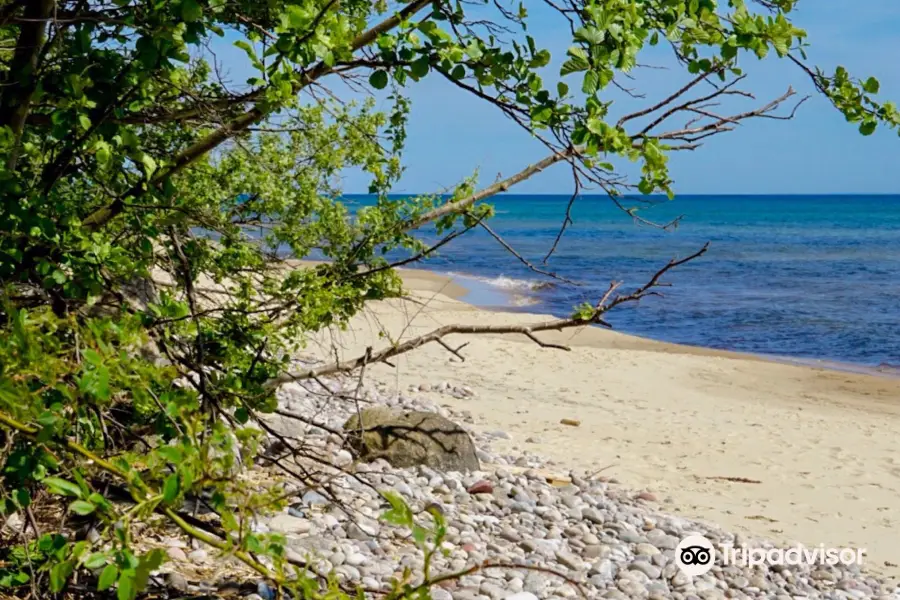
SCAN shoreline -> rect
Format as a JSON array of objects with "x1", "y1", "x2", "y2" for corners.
[
  {"x1": 301, "y1": 265, "x2": 900, "y2": 578},
  {"x1": 397, "y1": 265, "x2": 900, "y2": 380}
]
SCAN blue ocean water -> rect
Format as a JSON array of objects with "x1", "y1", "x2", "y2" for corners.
[{"x1": 342, "y1": 194, "x2": 900, "y2": 368}]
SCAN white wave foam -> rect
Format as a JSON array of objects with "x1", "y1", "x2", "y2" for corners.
[{"x1": 444, "y1": 272, "x2": 554, "y2": 291}]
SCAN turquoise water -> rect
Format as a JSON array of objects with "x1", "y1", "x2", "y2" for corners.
[{"x1": 342, "y1": 194, "x2": 900, "y2": 368}]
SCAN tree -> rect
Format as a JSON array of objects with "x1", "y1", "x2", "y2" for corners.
[{"x1": 0, "y1": 0, "x2": 895, "y2": 597}]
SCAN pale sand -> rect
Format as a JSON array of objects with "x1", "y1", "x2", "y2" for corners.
[{"x1": 301, "y1": 267, "x2": 900, "y2": 577}]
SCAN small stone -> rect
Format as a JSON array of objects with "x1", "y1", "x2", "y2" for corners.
[
  {"x1": 749, "y1": 575, "x2": 769, "y2": 590},
  {"x1": 335, "y1": 449, "x2": 353, "y2": 467},
  {"x1": 166, "y1": 546, "x2": 187, "y2": 561},
  {"x1": 166, "y1": 572, "x2": 189, "y2": 592},
  {"x1": 300, "y1": 490, "x2": 330, "y2": 506},
  {"x1": 559, "y1": 419, "x2": 581, "y2": 427},
  {"x1": 467, "y1": 480, "x2": 494, "y2": 494},
  {"x1": 555, "y1": 551, "x2": 584, "y2": 571},
  {"x1": 504, "y1": 594, "x2": 539, "y2": 600},
  {"x1": 269, "y1": 514, "x2": 313, "y2": 535},
  {"x1": 629, "y1": 561, "x2": 661, "y2": 579},
  {"x1": 636, "y1": 543, "x2": 660, "y2": 557},
  {"x1": 636, "y1": 492, "x2": 657, "y2": 502},
  {"x1": 432, "y1": 589, "x2": 453, "y2": 600},
  {"x1": 582, "y1": 507, "x2": 605, "y2": 525},
  {"x1": 525, "y1": 437, "x2": 541, "y2": 444},
  {"x1": 346, "y1": 553, "x2": 368, "y2": 567},
  {"x1": 362, "y1": 577, "x2": 380, "y2": 590},
  {"x1": 347, "y1": 521, "x2": 380, "y2": 540},
  {"x1": 257, "y1": 581, "x2": 277, "y2": 600},
  {"x1": 188, "y1": 549, "x2": 208, "y2": 562}
]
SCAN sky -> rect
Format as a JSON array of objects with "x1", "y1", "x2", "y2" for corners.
[{"x1": 214, "y1": 1, "x2": 900, "y2": 195}]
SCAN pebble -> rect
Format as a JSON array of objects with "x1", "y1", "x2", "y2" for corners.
[
  {"x1": 225, "y1": 373, "x2": 895, "y2": 600},
  {"x1": 269, "y1": 514, "x2": 313, "y2": 535},
  {"x1": 467, "y1": 480, "x2": 494, "y2": 494},
  {"x1": 166, "y1": 546, "x2": 187, "y2": 561},
  {"x1": 187, "y1": 549, "x2": 208, "y2": 562}
]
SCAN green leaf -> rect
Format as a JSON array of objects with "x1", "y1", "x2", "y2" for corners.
[
  {"x1": 140, "y1": 154, "x2": 157, "y2": 177},
  {"x1": 530, "y1": 49, "x2": 551, "y2": 68},
  {"x1": 163, "y1": 474, "x2": 180, "y2": 503},
  {"x1": 557, "y1": 82, "x2": 568, "y2": 97},
  {"x1": 863, "y1": 77, "x2": 880, "y2": 94},
  {"x1": 574, "y1": 27, "x2": 605, "y2": 45},
  {"x1": 410, "y1": 56, "x2": 429, "y2": 78},
  {"x1": 117, "y1": 573, "x2": 135, "y2": 600},
  {"x1": 78, "y1": 114, "x2": 92, "y2": 130},
  {"x1": 43, "y1": 477, "x2": 83, "y2": 498},
  {"x1": 369, "y1": 71, "x2": 389, "y2": 90},
  {"x1": 49, "y1": 560, "x2": 75, "y2": 592},
  {"x1": 582, "y1": 71, "x2": 599, "y2": 95},
  {"x1": 181, "y1": 0, "x2": 202, "y2": 22},
  {"x1": 84, "y1": 552, "x2": 108, "y2": 569},
  {"x1": 134, "y1": 549, "x2": 165, "y2": 591},
  {"x1": 859, "y1": 120, "x2": 877, "y2": 136},
  {"x1": 69, "y1": 500, "x2": 96, "y2": 515},
  {"x1": 98, "y1": 565, "x2": 118, "y2": 591}
]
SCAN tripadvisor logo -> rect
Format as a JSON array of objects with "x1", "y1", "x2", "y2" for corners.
[
  {"x1": 675, "y1": 535, "x2": 716, "y2": 577},
  {"x1": 675, "y1": 534, "x2": 866, "y2": 577}
]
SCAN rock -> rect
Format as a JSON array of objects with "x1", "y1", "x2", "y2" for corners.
[
  {"x1": 555, "y1": 551, "x2": 584, "y2": 571},
  {"x1": 635, "y1": 491, "x2": 657, "y2": 502},
  {"x1": 269, "y1": 514, "x2": 313, "y2": 535},
  {"x1": 166, "y1": 546, "x2": 187, "y2": 561},
  {"x1": 335, "y1": 449, "x2": 354, "y2": 467},
  {"x1": 257, "y1": 581, "x2": 277, "y2": 600},
  {"x1": 504, "y1": 594, "x2": 539, "y2": 600},
  {"x1": 187, "y1": 549, "x2": 208, "y2": 562},
  {"x1": 432, "y1": 589, "x2": 454, "y2": 600},
  {"x1": 347, "y1": 521, "x2": 380, "y2": 540},
  {"x1": 629, "y1": 561, "x2": 661, "y2": 579},
  {"x1": 166, "y1": 572, "x2": 189, "y2": 592},
  {"x1": 559, "y1": 418, "x2": 581, "y2": 427},
  {"x1": 467, "y1": 480, "x2": 494, "y2": 494},
  {"x1": 344, "y1": 407, "x2": 480, "y2": 472},
  {"x1": 582, "y1": 507, "x2": 605, "y2": 524}
]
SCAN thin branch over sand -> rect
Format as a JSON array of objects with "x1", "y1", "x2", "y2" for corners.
[{"x1": 265, "y1": 244, "x2": 709, "y2": 388}]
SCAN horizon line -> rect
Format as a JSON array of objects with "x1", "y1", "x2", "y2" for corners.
[{"x1": 340, "y1": 192, "x2": 900, "y2": 197}]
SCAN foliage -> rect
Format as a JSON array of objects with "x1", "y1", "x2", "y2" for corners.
[{"x1": 0, "y1": 0, "x2": 895, "y2": 597}]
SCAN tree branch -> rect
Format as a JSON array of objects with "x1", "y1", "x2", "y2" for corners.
[
  {"x1": 80, "y1": 0, "x2": 434, "y2": 233},
  {"x1": 264, "y1": 244, "x2": 708, "y2": 388},
  {"x1": 1, "y1": 0, "x2": 55, "y2": 170}
]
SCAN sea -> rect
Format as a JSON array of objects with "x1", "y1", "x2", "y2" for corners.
[{"x1": 340, "y1": 194, "x2": 900, "y2": 371}]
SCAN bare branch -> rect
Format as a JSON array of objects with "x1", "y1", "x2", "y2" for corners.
[{"x1": 265, "y1": 244, "x2": 709, "y2": 388}]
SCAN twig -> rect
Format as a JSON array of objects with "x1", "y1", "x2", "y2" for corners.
[{"x1": 265, "y1": 245, "x2": 709, "y2": 388}]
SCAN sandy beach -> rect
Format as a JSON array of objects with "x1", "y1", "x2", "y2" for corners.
[{"x1": 303, "y1": 267, "x2": 900, "y2": 579}]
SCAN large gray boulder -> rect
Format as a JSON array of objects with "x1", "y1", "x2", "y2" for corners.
[{"x1": 343, "y1": 407, "x2": 480, "y2": 473}]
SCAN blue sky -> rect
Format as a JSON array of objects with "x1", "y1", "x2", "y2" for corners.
[
  {"x1": 214, "y1": 2, "x2": 900, "y2": 195},
  {"x1": 361, "y1": 1, "x2": 900, "y2": 195}
]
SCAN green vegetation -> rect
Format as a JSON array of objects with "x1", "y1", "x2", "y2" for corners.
[{"x1": 0, "y1": 0, "x2": 895, "y2": 597}]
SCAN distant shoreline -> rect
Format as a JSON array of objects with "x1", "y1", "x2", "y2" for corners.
[{"x1": 394, "y1": 264, "x2": 900, "y2": 380}]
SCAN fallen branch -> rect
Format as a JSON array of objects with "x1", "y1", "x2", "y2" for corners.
[{"x1": 265, "y1": 244, "x2": 709, "y2": 388}]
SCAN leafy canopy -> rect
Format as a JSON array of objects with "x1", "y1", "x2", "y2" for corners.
[{"x1": 0, "y1": 0, "x2": 895, "y2": 597}]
